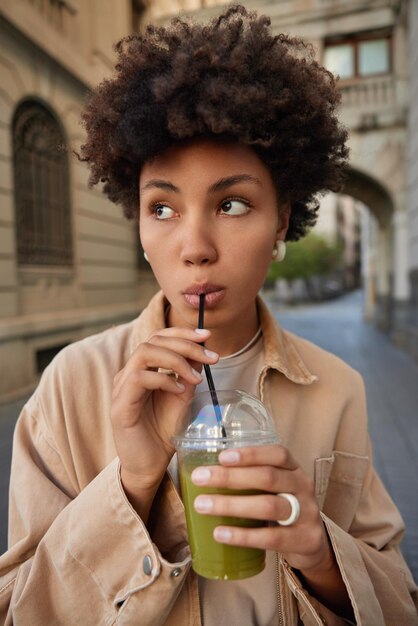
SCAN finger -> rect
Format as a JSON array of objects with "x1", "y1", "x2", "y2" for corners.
[
  {"x1": 218, "y1": 445, "x2": 298, "y2": 471},
  {"x1": 113, "y1": 369, "x2": 123, "y2": 389},
  {"x1": 213, "y1": 522, "x2": 326, "y2": 555},
  {"x1": 111, "y1": 370, "x2": 186, "y2": 427},
  {"x1": 213, "y1": 525, "x2": 285, "y2": 551},
  {"x1": 147, "y1": 335, "x2": 219, "y2": 365},
  {"x1": 194, "y1": 493, "x2": 296, "y2": 523},
  {"x1": 118, "y1": 344, "x2": 204, "y2": 391},
  {"x1": 112, "y1": 360, "x2": 196, "y2": 398},
  {"x1": 191, "y1": 464, "x2": 305, "y2": 493},
  {"x1": 147, "y1": 327, "x2": 211, "y2": 342}
]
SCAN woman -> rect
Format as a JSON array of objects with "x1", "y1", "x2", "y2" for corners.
[{"x1": 0, "y1": 5, "x2": 417, "y2": 625}]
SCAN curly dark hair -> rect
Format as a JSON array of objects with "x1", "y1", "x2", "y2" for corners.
[{"x1": 79, "y1": 4, "x2": 349, "y2": 241}]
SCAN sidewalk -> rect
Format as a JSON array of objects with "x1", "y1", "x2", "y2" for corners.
[
  {"x1": 0, "y1": 396, "x2": 27, "y2": 553},
  {"x1": 0, "y1": 398, "x2": 25, "y2": 554}
]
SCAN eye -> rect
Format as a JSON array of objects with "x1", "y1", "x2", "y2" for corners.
[
  {"x1": 152, "y1": 204, "x2": 176, "y2": 220},
  {"x1": 219, "y1": 199, "x2": 250, "y2": 216}
]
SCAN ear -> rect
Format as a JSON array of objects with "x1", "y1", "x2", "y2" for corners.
[{"x1": 276, "y1": 202, "x2": 291, "y2": 240}]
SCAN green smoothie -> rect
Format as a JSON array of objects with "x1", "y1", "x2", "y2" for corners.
[{"x1": 179, "y1": 449, "x2": 266, "y2": 580}]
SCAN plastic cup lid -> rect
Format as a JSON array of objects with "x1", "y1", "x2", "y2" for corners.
[{"x1": 172, "y1": 389, "x2": 279, "y2": 448}]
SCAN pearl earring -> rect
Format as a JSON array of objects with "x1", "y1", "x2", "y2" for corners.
[
  {"x1": 144, "y1": 251, "x2": 150, "y2": 263},
  {"x1": 272, "y1": 240, "x2": 286, "y2": 262}
]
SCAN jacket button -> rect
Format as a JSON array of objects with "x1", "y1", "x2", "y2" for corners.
[
  {"x1": 170, "y1": 568, "x2": 181, "y2": 578},
  {"x1": 143, "y1": 555, "x2": 153, "y2": 576}
]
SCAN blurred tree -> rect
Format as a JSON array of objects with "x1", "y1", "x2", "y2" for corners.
[{"x1": 266, "y1": 233, "x2": 343, "y2": 299}]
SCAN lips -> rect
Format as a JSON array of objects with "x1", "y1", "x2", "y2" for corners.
[
  {"x1": 183, "y1": 283, "x2": 224, "y2": 296},
  {"x1": 183, "y1": 283, "x2": 226, "y2": 308}
]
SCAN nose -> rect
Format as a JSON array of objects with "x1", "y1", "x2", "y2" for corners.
[{"x1": 179, "y1": 216, "x2": 218, "y2": 266}]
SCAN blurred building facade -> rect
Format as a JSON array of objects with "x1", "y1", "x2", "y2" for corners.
[
  {"x1": 406, "y1": 0, "x2": 418, "y2": 359},
  {"x1": 0, "y1": 0, "x2": 158, "y2": 399},
  {"x1": 0, "y1": 0, "x2": 417, "y2": 400},
  {"x1": 315, "y1": 194, "x2": 362, "y2": 292}
]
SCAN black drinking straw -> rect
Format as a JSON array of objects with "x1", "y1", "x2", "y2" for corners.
[{"x1": 198, "y1": 294, "x2": 226, "y2": 437}]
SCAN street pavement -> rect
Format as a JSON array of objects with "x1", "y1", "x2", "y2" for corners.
[
  {"x1": 0, "y1": 395, "x2": 27, "y2": 555},
  {"x1": 0, "y1": 289, "x2": 417, "y2": 585}
]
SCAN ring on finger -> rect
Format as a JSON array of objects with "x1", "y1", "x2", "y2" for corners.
[
  {"x1": 276, "y1": 493, "x2": 300, "y2": 526},
  {"x1": 158, "y1": 367, "x2": 179, "y2": 381}
]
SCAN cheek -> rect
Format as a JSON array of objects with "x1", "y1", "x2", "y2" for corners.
[
  {"x1": 244, "y1": 225, "x2": 275, "y2": 258},
  {"x1": 227, "y1": 232, "x2": 274, "y2": 279},
  {"x1": 139, "y1": 220, "x2": 169, "y2": 260}
]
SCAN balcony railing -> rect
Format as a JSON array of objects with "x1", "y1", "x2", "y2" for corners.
[{"x1": 339, "y1": 75, "x2": 395, "y2": 109}]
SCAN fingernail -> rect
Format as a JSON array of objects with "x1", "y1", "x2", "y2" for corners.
[
  {"x1": 175, "y1": 382, "x2": 185, "y2": 391},
  {"x1": 219, "y1": 449, "x2": 240, "y2": 464},
  {"x1": 214, "y1": 527, "x2": 232, "y2": 543},
  {"x1": 195, "y1": 328, "x2": 209, "y2": 335},
  {"x1": 194, "y1": 496, "x2": 213, "y2": 512},
  {"x1": 191, "y1": 368, "x2": 203, "y2": 381},
  {"x1": 204, "y1": 349, "x2": 218, "y2": 359},
  {"x1": 191, "y1": 468, "x2": 211, "y2": 484}
]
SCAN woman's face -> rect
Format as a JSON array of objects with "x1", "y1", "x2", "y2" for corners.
[{"x1": 139, "y1": 138, "x2": 289, "y2": 341}]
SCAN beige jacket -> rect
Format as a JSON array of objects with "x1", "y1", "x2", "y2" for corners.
[{"x1": 0, "y1": 292, "x2": 417, "y2": 626}]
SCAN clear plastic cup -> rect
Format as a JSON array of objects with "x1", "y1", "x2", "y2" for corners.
[{"x1": 172, "y1": 390, "x2": 279, "y2": 580}]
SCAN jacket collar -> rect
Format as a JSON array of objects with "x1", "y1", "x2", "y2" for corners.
[
  {"x1": 257, "y1": 296, "x2": 318, "y2": 385},
  {"x1": 131, "y1": 291, "x2": 317, "y2": 386}
]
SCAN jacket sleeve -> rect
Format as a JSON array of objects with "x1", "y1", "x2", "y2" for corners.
[
  {"x1": 0, "y1": 396, "x2": 191, "y2": 626},
  {"x1": 282, "y1": 499, "x2": 418, "y2": 626},
  {"x1": 282, "y1": 371, "x2": 418, "y2": 626}
]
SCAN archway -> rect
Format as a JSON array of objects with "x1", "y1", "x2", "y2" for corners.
[
  {"x1": 343, "y1": 168, "x2": 394, "y2": 227},
  {"x1": 341, "y1": 167, "x2": 395, "y2": 328}
]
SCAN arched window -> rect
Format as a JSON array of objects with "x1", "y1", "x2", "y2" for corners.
[{"x1": 13, "y1": 100, "x2": 73, "y2": 266}]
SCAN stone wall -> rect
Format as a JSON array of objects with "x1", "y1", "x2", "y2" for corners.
[
  {"x1": 0, "y1": 2, "x2": 158, "y2": 400},
  {"x1": 398, "y1": 0, "x2": 418, "y2": 360}
]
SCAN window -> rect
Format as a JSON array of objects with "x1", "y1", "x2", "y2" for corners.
[
  {"x1": 324, "y1": 44, "x2": 354, "y2": 80},
  {"x1": 358, "y1": 39, "x2": 390, "y2": 76},
  {"x1": 21, "y1": 0, "x2": 78, "y2": 30},
  {"x1": 131, "y1": 0, "x2": 148, "y2": 32},
  {"x1": 13, "y1": 100, "x2": 73, "y2": 266},
  {"x1": 323, "y1": 31, "x2": 391, "y2": 80}
]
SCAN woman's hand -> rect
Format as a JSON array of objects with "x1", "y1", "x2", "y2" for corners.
[
  {"x1": 191, "y1": 444, "x2": 354, "y2": 617},
  {"x1": 110, "y1": 327, "x2": 218, "y2": 518},
  {"x1": 191, "y1": 444, "x2": 329, "y2": 571}
]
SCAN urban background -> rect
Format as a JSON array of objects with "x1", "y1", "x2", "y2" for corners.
[
  {"x1": 0, "y1": 0, "x2": 417, "y2": 401},
  {"x1": 0, "y1": 0, "x2": 418, "y2": 576}
]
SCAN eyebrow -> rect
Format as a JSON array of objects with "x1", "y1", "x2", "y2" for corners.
[
  {"x1": 209, "y1": 175, "x2": 262, "y2": 193},
  {"x1": 140, "y1": 174, "x2": 262, "y2": 196},
  {"x1": 140, "y1": 180, "x2": 179, "y2": 195}
]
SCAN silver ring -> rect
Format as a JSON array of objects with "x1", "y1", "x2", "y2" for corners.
[{"x1": 276, "y1": 493, "x2": 300, "y2": 526}]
